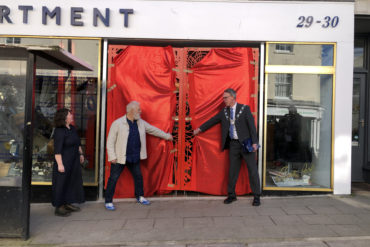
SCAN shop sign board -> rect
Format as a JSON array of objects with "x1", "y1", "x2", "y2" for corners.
[{"x1": 0, "y1": 0, "x2": 353, "y2": 42}]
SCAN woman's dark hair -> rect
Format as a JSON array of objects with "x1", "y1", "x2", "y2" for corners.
[{"x1": 54, "y1": 108, "x2": 70, "y2": 128}]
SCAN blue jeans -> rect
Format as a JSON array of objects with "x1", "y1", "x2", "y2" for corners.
[{"x1": 104, "y1": 161, "x2": 144, "y2": 203}]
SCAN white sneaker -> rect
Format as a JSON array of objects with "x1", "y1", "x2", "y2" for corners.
[
  {"x1": 137, "y1": 196, "x2": 150, "y2": 205},
  {"x1": 105, "y1": 203, "x2": 115, "y2": 211}
]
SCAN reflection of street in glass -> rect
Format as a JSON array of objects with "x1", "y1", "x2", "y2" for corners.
[
  {"x1": 275, "y1": 106, "x2": 312, "y2": 163},
  {"x1": 0, "y1": 71, "x2": 26, "y2": 187}
]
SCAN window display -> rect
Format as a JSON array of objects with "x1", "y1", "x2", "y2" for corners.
[
  {"x1": 0, "y1": 37, "x2": 101, "y2": 185},
  {"x1": 264, "y1": 43, "x2": 335, "y2": 190}
]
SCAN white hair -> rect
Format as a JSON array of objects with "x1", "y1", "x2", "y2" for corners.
[{"x1": 126, "y1": 101, "x2": 140, "y2": 113}]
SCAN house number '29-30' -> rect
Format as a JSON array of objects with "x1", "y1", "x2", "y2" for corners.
[{"x1": 297, "y1": 16, "x2": 339, "y2": 28}]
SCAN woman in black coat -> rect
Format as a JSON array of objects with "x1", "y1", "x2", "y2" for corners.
[{"x1": 52, "y1": 108, "x2": 85, "y2": 216}]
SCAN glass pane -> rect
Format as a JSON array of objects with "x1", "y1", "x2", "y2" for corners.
[
  {"x1": 268, "y1": 44, "x2": 334, "y2": 66},
  {"x1": 31, "y1": 39, "x2": 99, "y2": 184},
  {"x1": 352, "y1": 78, "x2": 360, "y2": 143},
  {"x1": 0, "y1": 52, "x2": 27, "y2": 187},
  {"x1": 0, "y1": 37, "x2": 68, "y2": 49},
  {"x1": 265, "y1": 74, "x2": 333, "y2": 188},
  {"x1": 354, "y1": 39, "x2": 365, "y2": 69}
]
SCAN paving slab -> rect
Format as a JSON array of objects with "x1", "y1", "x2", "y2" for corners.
[
  {"x1": 189, "y1": 244, "x2": 246, "y2": 247},
  {"x1": 184, "y1": 217, "x2": 214, "y2": 228},
  {"x1": 325, "y1": 239, "x2": 370, "y2": 247},
  {"x1": 213, "y1": 217, "x2": 246, "y2": 228},
  {"x1": 281, "y1": 206, "x2": 314, "y2": 215},
  {"x1": 326, "y1": 214, "x2": 364, "y2": 225},
  {"x1": 270, "y1": 214, "x2": 306, "y2": 225},
  {"x1": 154, "y1": 217, "x2": 184, "y2": 229},
  {"x1": 255, "y1": 207, "x2": 287, "y2": 216},
  {"x1": 148, "y1": 208, "x2": 176, "y2": 218},
  {"x1": 248, "y1": 241, "x2": 327, "y2": 247},
  {"x1": 2, "y1": 194, "x2": 370, "y2": 247},
  {"x1": 307, "y1": 205, "x2": 342, "y2": 215},
  {"x1": 124, "y1": 218, "x2": 154, "y2": 230},
  {"x1": 327, "y1": 224, "x2": 369, "y2": 237},
  {"x1": 299, "y1": 214, "x2": 336, "y2": 225},
  {"x1": 295, "y1": 224, "x2": 338, "y2": 238}
]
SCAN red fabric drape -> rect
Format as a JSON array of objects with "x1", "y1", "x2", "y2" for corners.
[
  {"x1": 189, "y1": 48, "x2": 256, "y2": 195},
  {"x1": 106, "y1": 46, "x2": 176, "y2": 198}
]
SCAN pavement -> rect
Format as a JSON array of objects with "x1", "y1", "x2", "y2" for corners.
[{"x1": 1, "y1": 186, "x2": 370, "y2": 247}]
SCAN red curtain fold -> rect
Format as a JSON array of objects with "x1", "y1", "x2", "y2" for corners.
[
  {"x1": 106, "y1": 45, "x2": 176, "y2": 198},
  {"x1": 188, "y1": 48, "x2": 256, "y2": 195}
]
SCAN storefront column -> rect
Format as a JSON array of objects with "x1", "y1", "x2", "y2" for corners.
[
  {"x1": 258, "y1": 42, "x2": 265, "y2": 188},
  {"x1": 99, "y1": 38, "x2": 108, "y2": 200},
  {"x1": 333, "y1": 41, "x2": 354, "y2": 194}
]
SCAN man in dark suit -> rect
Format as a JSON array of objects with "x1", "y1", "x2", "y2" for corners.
[{"x1": 193, "y1": 88, "x2": 261, "y2": 206}]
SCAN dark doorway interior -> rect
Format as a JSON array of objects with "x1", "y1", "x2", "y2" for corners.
[{"x1": 354, "y1": 15, "x2": 370, "y2": 183}]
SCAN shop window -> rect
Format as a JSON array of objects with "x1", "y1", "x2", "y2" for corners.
[
  {"x1": 0, "y1": 53, "x2": 27, "y2": 187},
  {"x1": 275, "y1": 44, "x2": 293, "y2": 53},
  {"x1": 0, "y1": 37, "x2": 101, "y2": 186},
  {"x1": 265, "y1": 43, "x2": 335, "y2": 190},
  {"x1": 31, "y1": 38, "x2": 100, "y2": 185},
  {"x1": 268, "y1": 43, "x2": 334, "y2": 66},
  {"x1": 274, "y1": 74, "x2": 292, "y2": 98},
  {"x1": 354, "y1": 38, "x2": 365, "y2": 69},
  {"x1": 5, "y1": 37, "x2": 21, "y2": 44}
]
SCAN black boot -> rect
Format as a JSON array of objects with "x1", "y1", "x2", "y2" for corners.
[
  {"x1": 55, "y1": 205, "x2": 71, "y2": 217},
  {"x1": 252, "y1": 195, "x2": 261, "y2": 206}
]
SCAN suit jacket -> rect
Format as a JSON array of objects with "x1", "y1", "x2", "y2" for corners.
[
  {"x1": 199, "y1": 103, "x2": 258, "y2": 150},
  {"x1": 106, "y1": 115, "x2": 171, "y2": 164}
]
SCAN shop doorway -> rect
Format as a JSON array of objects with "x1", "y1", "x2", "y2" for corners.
[
  {"x1": 354, "y1": 17, "x2": 370, "y2": 183},
  {"x1": 106, "y1": 45, "x2": 259, "y2": 196},
  {"x1": 352, "y1": 74, "x2": 366, "y2": 182}
]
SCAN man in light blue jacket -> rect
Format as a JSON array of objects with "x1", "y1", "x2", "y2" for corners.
[{"x1": 105, "y1": 101, "x2": 173, "y2": 210}]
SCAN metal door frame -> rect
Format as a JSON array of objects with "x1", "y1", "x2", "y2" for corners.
[{"x1": 103, "y1": 44, "x2": 261, "y2": 193}]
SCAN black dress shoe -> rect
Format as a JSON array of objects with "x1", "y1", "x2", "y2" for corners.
[
  {"x1": 224, "y1": 196, "x2": 237, "y2": 204},
  {"x1": 252, "y1": 195, "x2": 261, "y2": 206},
  {"x1": 65, "y1": 204, "x2": 81, "y2": 212},
  {"x1": 55, "y1": 206, "x2": 71, "y2": 217}
]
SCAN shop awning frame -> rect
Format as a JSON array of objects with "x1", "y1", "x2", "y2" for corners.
[{"x1": 0, "y1": 44, "x2": 94, "y2": 71}]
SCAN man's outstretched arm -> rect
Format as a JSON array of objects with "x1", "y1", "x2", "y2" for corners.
[{"x1": 193, "y1": 110, "x2": 223, "y2": 135}]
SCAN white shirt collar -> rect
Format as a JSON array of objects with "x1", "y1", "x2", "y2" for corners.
[{"x1": 230, "y1": 103, "x2": 237, "y2": 118}]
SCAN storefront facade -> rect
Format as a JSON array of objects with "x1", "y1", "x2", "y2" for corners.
[{"x1": 0, "y1": 0, "x2": 354, "y2": 238}]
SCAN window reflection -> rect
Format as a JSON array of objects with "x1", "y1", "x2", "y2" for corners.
[
  {"x1": 352, "y1": 78, "x2": 360, "y2": 143},
  {"x1": 266, "y1": 74, "x2": 332, "y2": 188},
  {"x1": 0, "y1": 56, "x2": 27, "y2": 187},
  {"x1": 274, "y1": 74, "x2": 292, "y2": 98},
  {"x1": 33, "y1": 70, "x2": 98, "y2": 183},
  {"x1": 275, "y1": 44, "x2": 293, "y2": 53},
  {"x1": 321, "y1": 45, "x2": 334, "y2": 66},
  {"x1": 0, "y1": 38, "x2": 100, "y2": 185},
  {"x1": 268, "y1": 44, "x2": 334, "y2": 66},
  {"x1": 354, "y1": 39, "x2": 365, "y2": 69}
]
